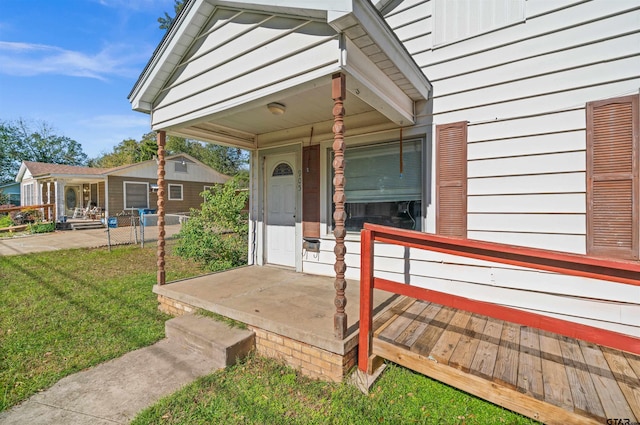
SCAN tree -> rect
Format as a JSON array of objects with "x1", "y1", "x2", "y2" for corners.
[
  {"x1": 0, "y1": 119, "x2": 88, "y2": 184},
  {"x1": 158, "y1": 0, "x2": 185, "y2": 31},
  {"x1": 174, "y1": 177, "x2": 249, "y2": 271},
  {"x1": 90, "y1": 132, "x2": 158, "y2": 167}
]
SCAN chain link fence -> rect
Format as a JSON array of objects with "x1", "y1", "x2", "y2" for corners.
[{"x1": 106, "y1": 212, "x2": 187, "y2": 250}]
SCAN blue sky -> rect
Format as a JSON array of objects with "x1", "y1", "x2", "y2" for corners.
[{"x1": 0, "y1": 0, "x2": 176, "y2": 159}]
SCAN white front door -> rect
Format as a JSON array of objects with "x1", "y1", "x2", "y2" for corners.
[{"x1": 265, "y1": 154, "x2": 297, "y2": 267}]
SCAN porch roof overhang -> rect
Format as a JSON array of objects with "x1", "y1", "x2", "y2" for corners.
[{"x1": 128, "y1": 0, "x2": 432, "y2": 150}]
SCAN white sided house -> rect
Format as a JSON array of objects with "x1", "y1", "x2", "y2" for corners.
[
  {"x1": 129, "y1": 0, "x2": 639, "y2": 344},
  {"x1": 16, "y1": 154, "x2": 229, "y2": 220}
]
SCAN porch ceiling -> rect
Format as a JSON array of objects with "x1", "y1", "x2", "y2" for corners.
[{"x1": 167, "y1": 80, "x2": 391, "y2": 150}]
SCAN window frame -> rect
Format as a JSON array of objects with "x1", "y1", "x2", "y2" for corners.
[
  {"x1": 23, "y1": 182, "x2": 35, "y2": 206},
  {"x1": 123, "y1": 181, "x2": 149, "y2": 210},
  {"x1": 168, "y1": 183, "x2": 184, "y2": 201},
  {"x1": 327, "y1": 138, "x2": 424, "y2": 234}
]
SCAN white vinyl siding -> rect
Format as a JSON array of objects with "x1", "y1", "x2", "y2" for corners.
[
  {"x1": 152, "y1": 9, "x2": 339, "y2": 129},
  {"x1": 124, "y1": 182, "x2": 149, "y2": 209},
  {"x1": 433, "y1": 0, "x2": 525, "y2": 47},
  {"x1": 301, "y1": 0, "x2": 640, "y2": 337},
  {"x1": 383, "y1": 0, "x2": 640, "y2": 255}
]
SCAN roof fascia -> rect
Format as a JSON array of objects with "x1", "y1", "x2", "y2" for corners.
[
  {"x1": 329, "y1": 0, "x2": 432, "y2": 99},
  {"x1": 129, "y1": 0, "x2": 213, "y2": 112},
  {"x1": 342, "y1": 37, "x2": 414, "y2": 125},
  {"x1": 15, "y1": 162, "x2": 28, "y2": 182}
]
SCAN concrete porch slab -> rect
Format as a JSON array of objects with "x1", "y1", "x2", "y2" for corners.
[{"x1": 154, "y1": 265, "x2": 396, "y2": 355}]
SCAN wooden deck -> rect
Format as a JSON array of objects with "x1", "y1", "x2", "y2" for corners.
[{"x1": 373, "y1": 297, "x2": 640, "y2": 425}]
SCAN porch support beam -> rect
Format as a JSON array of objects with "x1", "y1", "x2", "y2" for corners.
[
  {"x1": 332, "y1": 72, "x2": 347, "y2": 339},
  {"x1": 342, "y1": 39, "x2": 414, "y2": 126},
  {"x1": 157, "y1": 130, "x2": 167, "y2": 286}
]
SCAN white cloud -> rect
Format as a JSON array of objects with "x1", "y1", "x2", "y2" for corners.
[
  {"x1": 0, "y1": 41, "x2": 153, "y2": 80},
  {"x1": 79, "y1": 114, "x2": 150, "y2": 129}
]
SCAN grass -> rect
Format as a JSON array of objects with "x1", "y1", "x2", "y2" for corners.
[
  {"x1": 132, "y1": 354, "x2": 537, "y2": 425},
  {"x1": 2, "y1": 242, "x2": 538, "y2": 423},
  {"x1": 0, "y1": 241, "x2": 206, "y2": 412}
]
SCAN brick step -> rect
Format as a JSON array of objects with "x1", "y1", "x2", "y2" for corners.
[{"x1": 165, "y1": 315, "x2": 254, "y2": 368}]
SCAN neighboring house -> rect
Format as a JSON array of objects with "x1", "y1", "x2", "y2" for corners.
[
  {"x1": 0, "y1": 182, "x2": 21, "y2": 206},
  {"x1": 15, "y1": 154, "x2": 229, "y2": 220},
  {"x1": 128, "y1": 0, "x2": 639, "y2": 339}
]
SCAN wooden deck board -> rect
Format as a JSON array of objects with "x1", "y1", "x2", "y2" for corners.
[
  {"x1": 373, "y1": 297, "x2": 415, "y2": 337},
  {"x1": 603, "y1": 347, "x2": 640, "y2": 420},
  {"x1": 539, "y1": 330, "x2": 574, "y2": 410},
  {"x1": 559, "y1": 336, "x2": 606, "y2": 420},
  {"x1": 410, "y1": 306, "x2": 456, "y2": 355},
  {"x1": 377, "y1": 298, "x2": 424, "y2": 342},
  {"x1": 470, "y1": 317, "x2": 503, "y2": 380},
  {"x1": 388, "y1": 300, "x2": 433, "y2": 348},
  {"x1": 579, "y1": 340, "x2": 635, "y2": 420},
  {"x1": 429, "y1": 310, "x2": 472, "y2": 365},
  {"x1": 372, "y1": 297, "x2": 639, "y2": 424},
  {"x1": 518, "y1": 326, "x2": 544, "y2": 401},
  {"x1": 448, "y1": 314, "x2": 487, "y2": 372},
  {"x1": 493, "y1": 321, "x2": 520, "y2": 389}
]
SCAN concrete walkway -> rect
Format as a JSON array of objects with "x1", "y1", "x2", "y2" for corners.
[
  {"x1": 0, "y1": 223, "x2": 202, "y2": 424},
  {"x1": 0, "y1": 224, "x2": 182, "y2": 256},
  {"x1": 0, "y1": 339, "x2": 220, "y2": 425}
]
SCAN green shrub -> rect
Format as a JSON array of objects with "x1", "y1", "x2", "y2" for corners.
[
  {"x1": 0, "y1": 214, "x2": 13, "y2": 228},
  {"x1": 175, "y1": 177, "x2": 249, "y2": 271},
  {"x1": 28, "y1": 222, "x2": 55, "y2": 234}
]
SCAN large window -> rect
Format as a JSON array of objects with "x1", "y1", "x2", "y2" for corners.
[
  {"x1": 331, "y1": 139, "x2": 422, "y2": 232},
  {"x1": 124, "y1": 182, "x2": 149, "y2": 209}
]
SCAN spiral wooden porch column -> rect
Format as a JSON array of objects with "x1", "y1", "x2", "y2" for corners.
[
  {"x1": 332, "y1": 72, "x2": 347, "y2": 339},
  {"x1": 156, "y1": 130, "x2": 166, "y2": 286}
]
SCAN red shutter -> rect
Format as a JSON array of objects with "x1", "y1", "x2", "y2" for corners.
[
  {"x1": 436, "y1": 121, "x2": 467, "y2": 237},
  {"x1": 302, "y1": 145, "x2": 320, "y2": 238},
  {"x1": 587, "y1": 94, "x2": 639, "y2": 260}
]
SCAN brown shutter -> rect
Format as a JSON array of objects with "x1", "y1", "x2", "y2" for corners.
[
  {"x1": 302, "y1": 144, "x2": 320, "y2": 238},
  {"x1": 587, "y1": 94, "x2": 639, "y2": 260},
  {"x1": 436, "y1": 121, "x2": 467, "y2": 237}
]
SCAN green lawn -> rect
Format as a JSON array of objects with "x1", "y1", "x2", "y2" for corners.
[
  {"x1": 132, "y1": 354, "x2": 537, "y2": 425},
  {"x1": 1, "y1": 243, "x2": 537, "y2": 424},
  {"x1": 0, "y1": 242, "x2": 205, "y2": 412}
]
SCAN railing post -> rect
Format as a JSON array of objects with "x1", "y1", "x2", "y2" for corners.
[
  {"x1": 359, "y1": 228, "x2": 374, "y2": 372},
  {"x1": 332, "y1": 72, "x2": 348, "y2": 339},
  {"x1": 156, "y1": 130, "x2": 166, "y2": 286}
]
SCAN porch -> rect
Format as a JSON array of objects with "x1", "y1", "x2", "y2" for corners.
[
  {"x1": 154, "y1": 263, "x2": 640, "y2": 423},
  {"x1": 153, "y1": 265, "x2": 396, "y2": 382}
]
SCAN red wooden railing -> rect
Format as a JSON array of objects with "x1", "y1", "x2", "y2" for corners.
[{"x1": 358, "y1": 223, "x2": 640, "y2": 372}]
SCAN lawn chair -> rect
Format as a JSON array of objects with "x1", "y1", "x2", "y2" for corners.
[{"x1": 72, "y1": 207, "x2": 84, "y2": 219}]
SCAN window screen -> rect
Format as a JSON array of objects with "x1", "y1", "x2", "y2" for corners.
[
  {"x1": 168, "y1": 184, "x2": 183, "y2": 201},
  {"x1": 124, "y1": 182, "x2": 148, "y2": 209},
  {"x1": 331, "y1": 139, "x2": 422, "y2": 231}
]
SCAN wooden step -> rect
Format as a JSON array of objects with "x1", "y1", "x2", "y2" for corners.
[
  {"x1": 165, "y1": 315, "x2": 254, "y2": 368},
  {"x1": 71, "y1": 221, "x2": 105, "y2": 230}
]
